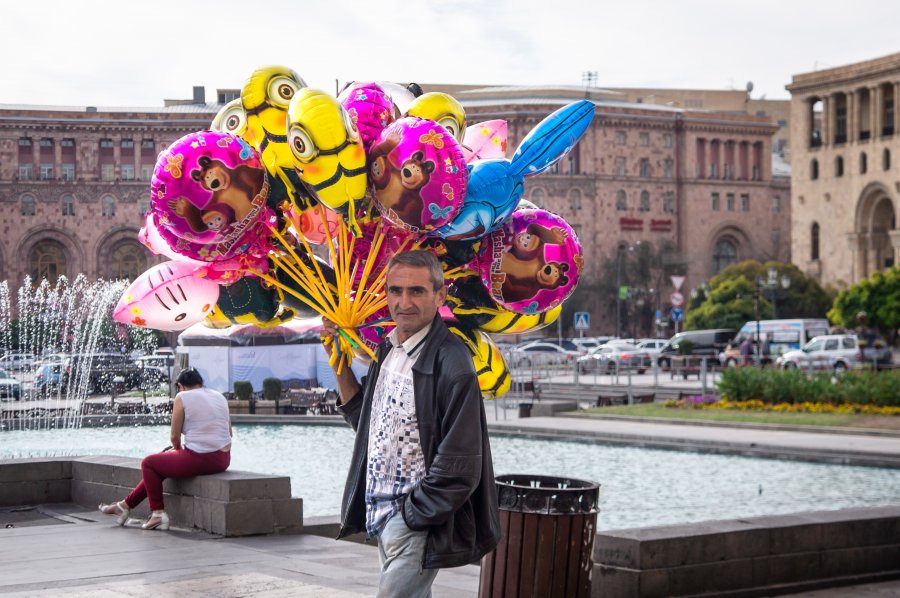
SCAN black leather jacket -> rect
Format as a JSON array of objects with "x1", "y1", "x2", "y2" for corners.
[{"x1": 336, "y1": 315, "x2": 501, "y2": 569}]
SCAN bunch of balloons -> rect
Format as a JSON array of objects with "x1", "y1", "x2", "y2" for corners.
[{"x1": 113, "y1": 66, "x2": 595, "y2": 399}]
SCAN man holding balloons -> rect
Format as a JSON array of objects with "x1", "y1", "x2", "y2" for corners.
[{"x1": 323, "y1": 250, "x2": 500, "y2": 597}]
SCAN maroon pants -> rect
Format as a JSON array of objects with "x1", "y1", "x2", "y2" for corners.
[{"x1": 124, "y1": 448, "x2": 230, "y2": 511}]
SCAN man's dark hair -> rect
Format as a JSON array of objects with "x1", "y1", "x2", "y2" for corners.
[
  {"x1": 387, "y1": 250, "x2": 444, "y2": 291},
  {"x1": 176, "y1": 367, "x2": 204, "y2": 387}
]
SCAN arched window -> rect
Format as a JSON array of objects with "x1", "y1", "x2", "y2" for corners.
[
  {"x1": 29, "y1": 240, "x2": 68, "y2": 284},
  {"x1": 810, "y1": 159, "x2": 819, "y2": 180},
  {"x1": 835, "y1": 156, "x2": 844, "y2": 177},
  {"x1": 639, "y1": 190, "x2": 650, "y2": 211},
  {"x1": 101, "y1": 195, "x2": 116, "y2": 217},
  {"x1": 811, "y1": 222, "x2": 820, "y2": 260},
  {"x1": 568, "y1": 188, "x2": 582, "y2": 210},
  {"x1": 530, "y1": 188, "x2": 545, "y2": 208},
  {"x1": 21, "y1": 194, "x2": 36, "y2": 216},
  {"x1": 860, "y1": 152, "x2": 868, "y2": 174},
  {"x1": 62, "y1": 194, "x2": 75, "y2": 216},
  {"x1": 110, "y1": 243, "x2": 147, "y2": 281},
  {"x1": 883, "y1": 149, "x2": 891, "y2": 171},
  {"x1": 712, "y1": 238, "x2": 737, "y2": 274},
  {"x1": 616, "y1": 189, "x2": 627, "y2": 210}
]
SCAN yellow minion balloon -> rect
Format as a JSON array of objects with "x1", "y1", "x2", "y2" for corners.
[
  {"x1": 287, "y1": 88, "x2": 368, "y2": 235},
  {"x1": 211, "y1": 98, "x2": 248, "y2": 137},
  {"x1": 241, "y1": 66, "x2": 309, "y2": 209},
  {"x1": 448, "y1": 325, "x2": 511, "y2": 399},
  {"x1": 405, "y1": 92, "x2": 467, "y2": 142}
]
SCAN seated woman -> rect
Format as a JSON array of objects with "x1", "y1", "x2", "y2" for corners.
[{"x1": 99, "y1": 367, "x2": 232, "y2": 530}]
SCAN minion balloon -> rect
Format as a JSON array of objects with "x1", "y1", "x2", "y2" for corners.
[
  {"x1": 287, "y1": 88, "x2": 368, "y2": 235},
  {"x1": 211, "y1": 98, "x2": 248, "y2": 137},
  {"x1": 405, "y1": 92, "x2": 467, "y2": 143},
  {"x1": 241, "y1": 66, "x2": 311, "y2": 212}
]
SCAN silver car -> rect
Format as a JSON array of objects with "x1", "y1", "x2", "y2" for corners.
[{"x1": 0, "y1": 369, "x2": 22, "y2": 400}]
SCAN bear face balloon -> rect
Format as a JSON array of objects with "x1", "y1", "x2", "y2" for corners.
[
  {"x1": 368, "y1": 117, "x2": 466, "y2": 234},
  {"x1": 150, "y1": 131, "x2": 275, "y2": 266},
  {"x1": 474, "y1": 209, "x2": 583, "y2": 314}
]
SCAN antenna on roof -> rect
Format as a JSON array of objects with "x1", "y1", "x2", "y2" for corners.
[{"x1": 582, "y1": 71, "x2": 598, "y2": 88}]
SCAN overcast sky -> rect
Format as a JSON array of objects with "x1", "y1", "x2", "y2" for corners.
[{"x1": 2, "y1": 0, "x2": 898, "y2": 107}]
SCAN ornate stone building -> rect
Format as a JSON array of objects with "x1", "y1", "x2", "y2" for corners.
[
  {"x1": 0, "y1": 97, "x2": 218, "y2": 285},
  {"x1": 454, "y1": 86, "x2": 790, "y2": 332},
  {"x1": 0, "y1": 84, "x2": 789, "y2": 335},
  {"x1": 787, "y1": 52, "x2": 900, "y2": 287}
]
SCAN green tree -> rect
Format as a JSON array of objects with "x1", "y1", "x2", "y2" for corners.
[
  {"x1": 827, "y1": 265, "x2": 900, "y2": 342},
  {"x1": 685, "y1": 260, "x2": 833, "y2": 330}
]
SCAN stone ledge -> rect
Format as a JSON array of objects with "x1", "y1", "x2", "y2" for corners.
[
  {"x1": 1, "y1": 455, "x2": 302, "y2": 537},
  {"x1": 593, "y1": 506, "x2": 900, "y2": 597}
]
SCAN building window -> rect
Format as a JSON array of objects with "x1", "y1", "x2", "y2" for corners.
[
  {"x1": 639, "y1": 190, "x2": 650, "y2": 211},
  {"x1": 530, "y1": 188, "x2": 545, "y2": 208},
  {"x1": 740, "y1": 193, "x2": 750, "y2": 212},
  {"x1": 711, "y1": 192, "x2": 720, "y2": 211},
  {"x1": 615, "y1": 156, "x2": 626, "y2": 176},
  {"x1": 726, "y1": 193, "x2": 735, "y2": 211},
  {"x1": 710, "y1": 162, "x2": 718, "y2": 179},
  {"x1": 860, "y1": 152, "x2": 868, "y2": 174},
  {"x1": 616, "y1": 190, "x2": 627, "y2": 210},
  {"x1": 834, "y1": 93, "x2": 847, "y2": 144},
  {"x1": 835, "y1": 156, "x2": 844, "y2": 177},
  {"x1": 639, "y1": 132, "x2": 649, "y2": 146},
  {"x1": 664, "y1": 159, "x2": 673, "y2": 178},
  {"x1": 772, "y1": 195, "x2": 781, "y2": 213},
  {"x1": 566, "y1": 154, "x2": 576, "y2": 175},
  {"x1": 639, "y1": 158, "x2": 650, "y2": 177},
  {"x1": 663, "y1": 191, "x2": 674, "y2": 213},
  {"x1": 138, "y1": 196, "x2": 151, "y2": 215},
  {"x1": 121, "y1": 164, "x2": 135, "y2": 180},
  {"x1": 40, "y1": 164, "x2": 54, "y2": 180},
  {"x1": 110, "y1": 243, "x2": 147, "y2": 281},
  {"x1": 21, "y1": 194, "x2": 36, "y2": 216},
  {"x1": 101, "y1": 195, "x2": 116, "y2": 217},
  {"x1": 29, "y1": 240, "x2": 68, "y2": 284},
  {"x1": 882, "y1": 83, "x2": 895, "y2": 136},
  {"x1": 663, "y1": 133, "x2": 673, "y2": 148},
  {"x1": 62, "y1": 194, "x2": 75, "y2": 216},
  {"x1": 121, "y1": 139, "x2": 134, "y2": 150},
  {"x1": 615, "y1": 130, "x2": 626, "y2": 145},
  {"x1": 810, "y1": 159, "x2": 819, "y2": 180},
  {"x1": 19, "y1": 164, "x2": 33, "y2": 180},
  {"x1": 811, "y1": 222, "x2": 820, "y2": 260},
  {"x1": 568, "y1": 188, "x2": 582, "y2": 210},
  {"x1": 218, "y1": 90, "x2": 240, "y2": 103},
  {"x1": 712, "y1": 238, "x2": 737, "y2": 274},
  {"x1": 61, "y1": 138, "x2": 76, "y2": 180},
  {"x1": 883, "y1": 149, "x2": 891, "y2": 171},
  {"x1": 18, "y1": 137, "x2": 33, "y2": 180},
  {"x1": 39, "y1": 138, "x2": 54, "y2": 180}
]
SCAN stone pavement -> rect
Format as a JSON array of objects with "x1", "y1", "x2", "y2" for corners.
[{"x1": 3, "y1": 410, "x2": 900, "y2": 596}]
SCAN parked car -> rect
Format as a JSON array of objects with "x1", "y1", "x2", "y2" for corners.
[
  {"x1": 134, "y1": 355, "x2": 174, "y2": 384},
  {"x1": 0, "y1": 369, "x2": 22, "y2": 400},
  {"x1": 776, "y1": 334, "x2": 890, "y2": 374},
  {"x1": 518, "y1": 338, "x2": 582, "y2": 353},
  {"x1": 635, "y1": 339, "x2": 667, "y2": 361},
  {"x1": 0, "y1": 353, "x2": 35, "y2": 372},
  {"x1": 577, "y1": 343, "x2": 650, "y2": 374},
  {"x1": 657, "y1": 329, "x2": 736, "y2": 369},
  {"x1": 63, "y1": 353, "x2": 144, "y2": 394},
  {"x1": 508, "y1": 342, "x2": 580, "y2": 368},
  {"x1": 33, "y1": 362, "x2": 64, "y2": 391}
]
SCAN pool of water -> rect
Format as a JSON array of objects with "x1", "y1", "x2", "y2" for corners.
[{"x1": 3, "y1": 423, "x2": 900, "y2": 531}]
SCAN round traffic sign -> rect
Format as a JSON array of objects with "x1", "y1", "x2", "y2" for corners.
[{"x1": 670, "y1": 291, "x2": 684, "y2": 306}]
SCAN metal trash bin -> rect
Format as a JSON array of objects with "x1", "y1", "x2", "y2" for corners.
[
  {"x1": 518, "y1": 403, "x2": 532, "y2": 418},
  {"x1": 479, "y1": 474, "x2": 599, "y2": 598}
]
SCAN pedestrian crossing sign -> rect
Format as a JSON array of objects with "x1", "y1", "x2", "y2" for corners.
[{"x1": 574, "y1": 312, "x2": 590, "y2": 330}]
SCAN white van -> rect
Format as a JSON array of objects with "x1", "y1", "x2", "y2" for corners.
[{"x1": 734, "y1": 319, "x2": 830, "y2": 355}]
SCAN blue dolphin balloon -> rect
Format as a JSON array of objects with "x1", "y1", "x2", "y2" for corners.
[{"x1": 433, "y1": 100, "x2": 595, "y2": 240}]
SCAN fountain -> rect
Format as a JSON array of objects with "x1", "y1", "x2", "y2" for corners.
[{"x1": 0, "y1": 275, "x2": 163, "y2": 431}]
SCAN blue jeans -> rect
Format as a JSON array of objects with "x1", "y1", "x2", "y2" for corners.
[{"x1": 376, "y1": 512, "x2": 438, "y2": 598}]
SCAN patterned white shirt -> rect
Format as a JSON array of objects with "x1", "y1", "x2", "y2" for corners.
[{"x1": 364, "y1": 323, "x2": 431, "y2": 538}]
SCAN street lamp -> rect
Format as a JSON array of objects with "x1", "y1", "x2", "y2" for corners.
[{"x1": 754, "y1": 267, "x2": 791, "y2": 363}]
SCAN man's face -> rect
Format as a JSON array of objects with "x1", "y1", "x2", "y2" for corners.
[{"x1": 386, "y1": 264, "x2": 446, "y2": 343}]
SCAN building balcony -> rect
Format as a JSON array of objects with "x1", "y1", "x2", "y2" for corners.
[
  {"x1": 860, "y1": 130, "x2": 871, "y2": 141},
  {"x1": 882, "y1": 126, "x2": 894, "y2": 137},
  {"x1": 834, "y1": 134, "x2": 847, "y2": 145}
]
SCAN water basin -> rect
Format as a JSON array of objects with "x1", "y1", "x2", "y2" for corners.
[{"x1": 3, "y1": 423, "x2": 899, "y2": 531}]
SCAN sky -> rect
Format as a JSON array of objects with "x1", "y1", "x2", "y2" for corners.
[{"x1": 2, "y1": 0, "x2": 899, "y2": 108}]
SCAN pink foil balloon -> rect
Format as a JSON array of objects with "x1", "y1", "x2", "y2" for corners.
[
  {"x1": 461, "y1": 119, "x2": 508, "y2": 163},
  {"x1": 113, "y1": 261, "x2": 220, "y2": 331}
]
